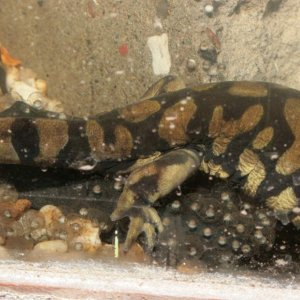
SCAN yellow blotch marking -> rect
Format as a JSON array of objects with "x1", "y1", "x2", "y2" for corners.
[
  {"x1": 199, "y1": 160, "x2": 230, "y2": 179},
  {"x1": 158, "y1": 98, "x2": 197, "y2": 145},
  {"x1": 292, "y1": 215, "x2": 300, "y2": 229},
  {"x1": 86, "y1": 120, "x2": 133, "y2": 160},
  {"x1": 119, "y1": 99, "x2": 161, "y2": 123},
  {"x1": 141, "y1": 76, "x2": 186, "y2": 99},
  {"x1": 121, "y1": 151, "x2": 161, "y2": 173},
  {"x1": 228, "y1": 82, "x2": 268, "y2": 97},
  {"x1": 0, "y1": 117, "x2": 20, "y2": 163},
  {"x1": 34, "y1": 119, "x2": 69, "y2": 164},
  {"x1": 276, "y1": 98, "x2": 300, "y2": 175},
  {"x1": 267, "y1": 187, "x2": 297, "y2": 213},
  {"x1": 192, "y1": 83, "x2": 216, "y2": 92},
  {"x1": 238, "y1": 149, "x2": 266, "y2": 197},
  {"x1": 252, "y1": 126, "x2": 274, "y2": 149},
  {"x1": 142, "y1": 77, "x2": 185, "y2": 99},
  {"x1": 118, "y1": 163, "x2": 160, "y2": 207},
  {"x1": 157, "y1": 149, "x2": 200, "y2": 200},
  {"x1": 209, "y1": 105, "x2": 264, "y2": 155}
]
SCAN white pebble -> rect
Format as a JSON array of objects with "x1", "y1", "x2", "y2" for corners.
[{"x1": 33, "y1": 240, "x2": 68, "y2": 253}]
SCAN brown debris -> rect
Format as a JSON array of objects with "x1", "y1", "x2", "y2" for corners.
[
  {"x1": 206, "y1": 27, "x2": 221, "y2": 50},
  {"x1": 0, "y1": 199, "x2": 31, "y2": 220},
  {"x1": 0, "y1": 46, "x2": 22, "y2": 67}
]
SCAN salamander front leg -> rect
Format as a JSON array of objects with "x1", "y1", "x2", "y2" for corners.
[{"x1": 110, "y1": 148, "x2": 201, "y2": 251}]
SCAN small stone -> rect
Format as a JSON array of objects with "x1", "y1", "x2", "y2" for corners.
[
  {"x1": 33, "y1": 240, "x2": 68, "y2": 253},
  {"x1": 67, "y1": 217, "x2": 101, "y2": 252},
  {"x1": 204, "y1": 4, "x2": 214, "y2": 17},
  {"x1": 40, "y1": 205, "x2": 64, "y2": 227},
  {"x1": 292, "y1": 207, "x2": 300, "y2": 214},
  {"x1": 186, "y1": 59, "x2": 197, "y2": 71},
  {"x1": 0, "y1": 246, "x2": 10, "y2": 259}
]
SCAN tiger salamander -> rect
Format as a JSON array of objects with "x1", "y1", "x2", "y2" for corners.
[{"x1": 0, "y1": 76, "x2": 299, "y2": 250}]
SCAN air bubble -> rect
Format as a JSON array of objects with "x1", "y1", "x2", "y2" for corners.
[
  {"x1": 171, "y1": 200, "x2": 181, "y2": 210},
  {"x1": 241, "y1": 244, "x2": 251, "y2": 254},
  {"x1": 162, "y1": 217, "x2": 171, "y2": 226},
  {"x1": 92, "y1": 184, "x2": 101, "y2": 194},
  {"x1": 79, "y1": 208, "x2": 88, "y2": 216},
  {"x1": 203, "y1": 227, "x2": 212, "y2": 237},
  {"x1": 188, "y1": 246, "x2": 197, "y2": 256},
  {"x1": 33, "y1": 99, "x2": 43, "y2": 109},
  {"x1": 231, "y1": 240, "x2": 240, "y2": 251},
  {"x1": 190, "y1": 202, "x2": 200, "y2": 212},
  {"x1": 221, "y1": 192, "x2": 230, "y2": 201},
  {"x1": 279, "y1": 245, "x2": 286, "y2": 250},
  {"x1": 236, "y1": 224, "x2": 245, "y2": 234},
  {"x1": 254, "y1": 229, "x2": 263, "y2": 240},
  {"x1": 204, "y1": 5, "x2": 214, "y2": 17},
  {"x1": 187, "y1": 218, "x2": 197, "y2": 230},
  {"x1": 205, "y1": 207, "x2": 215, "y2": 218},
  {"x1": 187, "y1": 59, "x2": 197, "y2": 71},
  {"x1": 257, "y1": 212, "x2": 266, "y2": 220},
  {"x1": 223, "y1": 213, "x2": 232, "y2": 222},
  {"x1": 176, "y1": 186, "x2": 182, "y2": 196},
  {"x1": 218, "y1": 236, "x2": 227, "y2": 246},
  {"x1": 268, "y1": 152, "x2": 279, "y2": 160}
]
